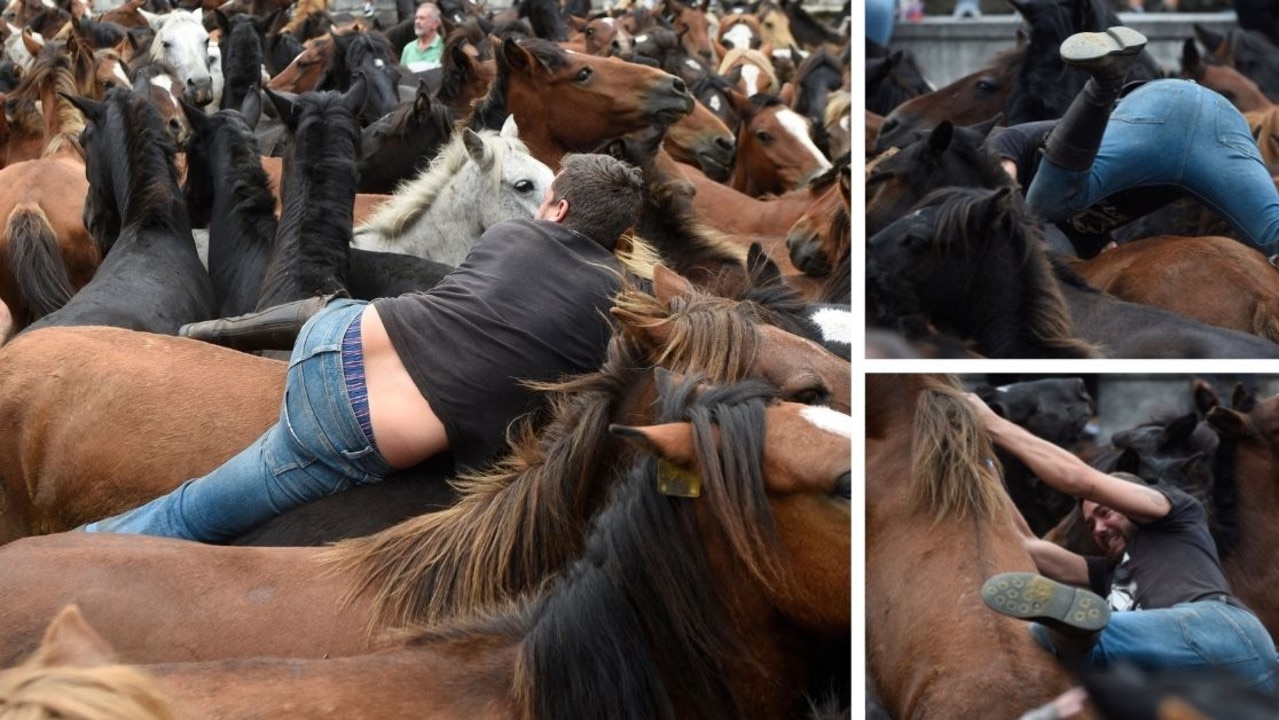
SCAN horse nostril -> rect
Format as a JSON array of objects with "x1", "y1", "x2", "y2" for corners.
[
  {"x1": 714, "y1": 136, "x2": 734, "y2": 151},
  {"x1": 671, "y1": 77, "x2": 687, "y2": 95},
  {"x1": 880, "y1": 117, "x2": 898, "y2": 136}
]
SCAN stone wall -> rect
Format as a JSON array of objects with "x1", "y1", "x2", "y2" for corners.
[{"x1": 890, "y1": 11, "x2": 1239, "y2": 87}]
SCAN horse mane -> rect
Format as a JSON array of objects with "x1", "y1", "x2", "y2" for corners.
[
  {"x1": 319, "y1": 282, "x2": 767, "y2": 629},
  {"x1": 911, "y1": 375, "x2": 1008, "y2": 523},
  {"x1": 11, "y1": 38, "x2": 89, "y2": 156},
  {"x1": 403, "y1": 377, "x2": 782, "y2": 720},
  {"x1": 718, "y1": 46, "x2": 777, "y2": 88},
  {"x1": 438, "y1": 19, "x2": 490, "y2": 103},
  {"x1": 1244, "y1": 105, "x2": 1279, "y2": 171},
  {"x1": 110, "y1": 88, "x2": 185, "y2": 232},
  {"x1": 921, "y1": 187, "x2": 1097, "y2": 358},
  {"x1": 822, "y1": 89, "x2": 850, "y2": 128},
  {"x1": 358, "y1": 128, "x2": 522, "y2": 239}
]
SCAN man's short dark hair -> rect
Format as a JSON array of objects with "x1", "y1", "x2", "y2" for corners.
[{"x1": 552, "y1": 153, "x2": 644, "y2": 251}]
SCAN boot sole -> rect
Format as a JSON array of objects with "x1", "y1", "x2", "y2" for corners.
[
  {"x1": 1060, "y1": 27, "x2": 1148, "y2": 66},
  {"x1": 981, "y1": 572, "x2": 1110, "y2": 636}
]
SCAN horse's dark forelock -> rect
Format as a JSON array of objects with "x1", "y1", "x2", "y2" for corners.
[
  {"x1": 515, "y1": 376, "x2": 780, "y2": 720},
  {"x1": 515, "y1": 37, "x2": 570, "y2": 72}
]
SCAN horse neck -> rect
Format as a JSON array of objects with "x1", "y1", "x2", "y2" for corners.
[
  {"x1": 260, "y1": 144, "x2": 355, "y2": 306},
  {"x1": 1221, "y1": 427, "x2": 1279, "y2": 607},
  {"x1": 729, "y1": 132, "x2": 782, "y2": 198},
  {"x1": 865, "y1": 390, "x2": 1075, "y2": 716},
  {"x1": 205, "y1": 132, "x2": 277, "y2": 315}
]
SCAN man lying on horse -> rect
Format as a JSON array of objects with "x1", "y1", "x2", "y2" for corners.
[{"x1": 83, "y1": 153, "x2": 644, "y2": 542}]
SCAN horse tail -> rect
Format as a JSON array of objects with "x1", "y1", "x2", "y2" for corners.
[
  {"x1": 1252, "y1": 303, "x2": 1279, "y2": 344},
  {"x1": 911, "y1": 380, "x2": 1007, "y2": 524},
  {"x1": 6, "y1": 204, "x2": 75, "y2": 321}
]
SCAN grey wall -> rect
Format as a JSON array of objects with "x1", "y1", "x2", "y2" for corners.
[{"x1": 890, "y1": 11, "x2": 1239, "y2": 88}]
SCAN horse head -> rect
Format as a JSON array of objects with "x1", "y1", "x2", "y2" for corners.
[{"x1": 142, "y1": 8, "x2": 213, "y2": 106}]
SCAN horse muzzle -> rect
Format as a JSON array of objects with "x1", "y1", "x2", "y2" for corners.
[
  {"x1": 184, "y1": 80, "x2": 215, "y2": 107},
  {"x1": 647, "y1": 77, "x2": 694, "y2": 126},
  {"x1": 787, "y1": 230, "x2": 830, "y2": 276}
]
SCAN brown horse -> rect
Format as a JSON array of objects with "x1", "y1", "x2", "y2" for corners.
[
  {"x1": 465, "y1": 37, "x2": 692, "y2": 168},
  {"x1": 562, "y1": 14, "x2": 634, "y2": 58},
  {"x1": 728, "y1": 85, "x2": 831, "y2": 197},
  {"x1": 263, "y1": 32, "x2": 333, "y2": 93},
  {"x1": 1180, "y1": 37, "x2": 1272, "y2": 114},
  {"x1": 662, "y1": 0, "x2": 715, "y2": 66},
  {"x1": 678, "y1": 153, "x2": 827, "y2": 237},
  {"x1": 661, "y1": 91, "x2": 736, "y2": 182},
  {"x1": 1073, "y1": 235, "x2": 1279, "y2": 344},
  {"x1": 874, "y1": 45, "x2": 1019, "y2": 154},
  {"x1": 786, "y1": 156, "x2": 849, "y2": 279},
  {"x1": 866, "y1": 374, "x2": 1078, "y2": 718},
  {"x1": 718, "y1": 46, "x2": 777, "y2": 97},
  {"x1": 0, "y1": 268, "x2": 850, "y2": 663},
  {"x1": 105, "y1": 381, "x2": 850, "y2": 719},
  {"x1": 0, "y1": 35, "x2": 98, "y2": 333}
]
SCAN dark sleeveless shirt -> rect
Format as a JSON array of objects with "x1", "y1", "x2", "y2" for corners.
[{"x1": 374, "y1": 218, "x2": 622, "y2": 472}]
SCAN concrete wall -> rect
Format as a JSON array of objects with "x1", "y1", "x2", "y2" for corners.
[{"x1": 890, "y1": 11, "x2": 1238, "y2": 88}]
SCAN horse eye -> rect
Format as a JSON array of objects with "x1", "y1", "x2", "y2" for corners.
[
  {"x1": 833, "y1": 471, "x2": 851, "y2": 500},
  {"x1": 791, "y1": 386, "x2": 829, "y2": 405},
  {"x1": 514, "y1": 180, "x2": 534, "y2": 192},
  {"x1": 585, "y1": 27, "x2": 594, "y2": 35},
  {"x1": 764, "y1": 21, "x2": 773, "y2": 28},
  {"x1": 575, "y1": 67, "x2": 592, "y2": 82},
  {"x1": 976, "y1": 79, "x2": 997, "y2": 92},
  {"x1": 162, "y1": 41, "x2": 172, "y2": 49},
  {"x1": 756, "y1": 130, "x2": 773, "y2": 143}
]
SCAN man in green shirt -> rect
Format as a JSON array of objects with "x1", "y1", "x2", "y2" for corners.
[{"x1": 401, "y1": 2, "x2": 443, "y2": 72}]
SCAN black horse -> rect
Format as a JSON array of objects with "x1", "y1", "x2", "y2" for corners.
[
  {"x1": 23, "y1": 86, "x2": 216, "y2": 335},
  {"x1": 214, "y1": 9, "x2": 268, "y2": 112},
  {"x1": 357, "y1": 80, "x2": 454, "y2": 194}
]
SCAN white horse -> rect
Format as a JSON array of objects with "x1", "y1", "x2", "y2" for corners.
[
  {"x1": 140, "y1": 8, "x2": 214, "y2": 106},
  {"x1": 352, "y1": 116, "x2": 554, "y2": 267}
]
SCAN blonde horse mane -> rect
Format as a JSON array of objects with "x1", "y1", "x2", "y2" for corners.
[
  {"x1": 357, "y1": 128, "x2": 520, "y2": 239},
  {"x1": 0, "y1": 665, "x2": 176, "y2": 720},
  {"x1": 910, "y1": 376, "x2": 1007, "y2": 524},
  {"x1": 717, "y1": 46, "x2": 777, "y2": 89}
]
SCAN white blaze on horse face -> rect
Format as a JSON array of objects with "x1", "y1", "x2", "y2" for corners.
[
  {"x1": 740, "y1": 63, "x2": 761, "y2": 96},
  {"x1": 776, "y1": 107, "x2": 832, "y2": 170},
  {"x1": 810, "y1": 307, "x2": 851, "y2": 347},
  {"x1": 113, "y1": 61, "x2": 132, "y2": 88},
  {"x1": 708, "y1": 94, "x2": 722, "y2": 113},
  {"x1": 800, "y1": 406, "x2": 852, "y2": 439},
  {"x1": 722, "y1": 23, "x2": 753, "y2": 51}
]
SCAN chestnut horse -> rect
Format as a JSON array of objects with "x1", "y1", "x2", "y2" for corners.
[
  {"x1": 786, "y1": 155, "x2": 849, "y2": 281},
  {"x1": 1073, "y1": 234, "x2": 1279, "y2": 344},
  {"x1": 0, "y1": 268, "x2": 851, "y2": 664},
  {"x1": 465, "y1": 37, "x2": 693, "y2": 168},
  {"x1": 866, "y1": 373, "x2": 1077, "y2": 718},
  {"x1": 727, "y1": 85, "x2": 832, "y2": 197},
  {"x1": 104, "y1": 380, "x2": 850, "y2": 719}
]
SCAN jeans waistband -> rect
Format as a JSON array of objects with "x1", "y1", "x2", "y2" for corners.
[
  {"x1": 1199, "y1": 592, "x2": 1247, "y2": 610},
  {"x1": 340, "y1": 311, "x2": 377, "y2": 451}
]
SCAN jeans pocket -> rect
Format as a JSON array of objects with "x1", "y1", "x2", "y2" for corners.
[
  {"x1": 1112, "y1": 83, "x2": 1182, "y2": 125},
  {"x1": 1179, "y1": 604, "x2": 1260, "y2": 667},
  {"x1": 268, "y1": 388, "x2": 322, "y2": 476},
  {"x1": 1217, "y1": 98, "x2": 1265, "y2": 155}
]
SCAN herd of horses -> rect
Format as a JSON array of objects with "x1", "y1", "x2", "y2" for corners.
[
  {"x1": 867, "y1": 0, "x2": 1279, "y2": 358},
  {"x1": 0, "y1": 0, "x2": 852, "y2": 715}
]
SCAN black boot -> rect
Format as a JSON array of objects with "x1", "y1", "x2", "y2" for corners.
[
  {"x1": 179, "y1": 292, "x2": 347, "y2": 352},
  {"x1": 1043, "y1": 26, "x2": 1148, "y2": 172},
  {"x1": 981, "y1": 572, "x2": 1110, "y2": 660}
]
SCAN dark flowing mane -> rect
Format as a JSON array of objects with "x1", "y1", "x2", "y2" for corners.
[
  {"x1": 320, "y1": 282, "x2": 771, "y2": 629},
  {"x1": 438, "y1": 19, "x2": 491, "y2": 106},
  {"x1": 405, "y1": 377, "x2": 783, "y2": 720},
  {"x1": 257, "y1": 89, "x2": 361, "y2": 306}
]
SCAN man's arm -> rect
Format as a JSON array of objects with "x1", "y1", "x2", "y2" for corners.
[
  {"x1": 1000, "y1": 482, "x2": 1091, "y2": 586},
  {"x1": 965, "y1": 393, "x2": 1171, "y2": 523}
]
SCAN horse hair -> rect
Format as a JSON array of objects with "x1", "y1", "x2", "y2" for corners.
[
  {"x1": 398, "y1": 376, "x2": 783, "y2": 720},
  {"x1": 438, "y1": 18, "x2": 491, "y2": 107},
  {"x1": 319, "y1": 281, "x2": 773, "y2": 630},
  {"x1": 912, "y1": 376, "x2": 1008, "y2": 523},
  {"x1": 467, "y1": 37, "x2": 566, "y2": 131}
]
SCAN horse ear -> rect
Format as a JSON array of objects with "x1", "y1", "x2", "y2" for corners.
[
  {"x1": 263, "y1": 86, "x2": 300, "y2": 129},
  {"x1": 1114, "y1": 447, "x2": 1140, "y2": 476},
  {"x1": 413, "y1": 79, "x2": 431, "y2": 114},
  {"x1": 1180, "y1": 38, "x2": 1201, "y2": 77},
  {"x1": 499, "y1": 113, "x2": 520, "y2": 139},
  {"x1": 238, "y1": 86, "x2": 262, "y2": 129},
  {"x1": 652, "y1": 263, "x2": 696, "y2": 304},
  {"x1": 1194, "y1": 23, "x2": 1223, "y2": 53},
  {"x1": 778, "y1": 81, "x2": 795, "y2": 106},
  {"x1": 462, "y1": 127, "x2": 496, "y2": 170},
  {"x1": 499, "y1": 37, "x2": 534, "y2": 75},
  {"x1": 726, "y1": 86, "x2": 754, "y2": 118},
  {"x1": 21, "y1": 27, "x2": 42, "y2": 57},
  {"x1": 449, "y1": 39, "x2": 470, "y2": 68},
  {"x1": 1206, "y1": 406, "x2": 1248, "y2": 438},
  {"x1": 59, "y1": 92, "x2": 104, "y2": 122},
  {"x1": 1161, "y1": 412, "x2": 1200, "y2": 450},
  {"x1": 342, "y1": 74, "x2": 369, "y2": 117},
  {"x1": 31, "y1": 605, "x2": 119, "y2": 669},
  {"x1": 1233, "y1": 383, "x2": 1258, "y2": 412},
  {"x1": 925, "y1": 121, "x2": 953, "y2": 155},
  {"x1": 1192, "y1": 378, "x2": 1220, "y2": 416},
  {"x1": 609, "y1": 420, "x2": 701, "y2": 497},
  {"x1": 214, "y1": 7, "x2": 230, "y2": 35}
]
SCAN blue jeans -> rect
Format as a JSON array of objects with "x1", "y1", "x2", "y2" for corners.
[
  {"x1": 866, "y1": 0, "x2": 896, "y2": 46},
  {"x1": 1035, "y1": 600, "x2": 1278, "y2": 691},
  {"x1": 1026, "y1": 79, "x2": 1279, "y2": 255},
  {"x1": 83, "y1": 299, "x2": 393, "y2": 542}
]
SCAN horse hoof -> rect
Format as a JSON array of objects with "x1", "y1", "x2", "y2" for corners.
[
  {"x1": 981, "y1": 572, "x2": 1110, "y2": 636},
  {"x1": 1059, "y1": 26, "x2": 1147, "y2": 69}
]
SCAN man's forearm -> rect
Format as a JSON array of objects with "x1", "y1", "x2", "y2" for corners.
[{"x1": 985, "y1": 415, "x2": 1093, "y2": 499}]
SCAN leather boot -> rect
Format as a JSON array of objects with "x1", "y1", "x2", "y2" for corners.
[
  {"x1": 179, "y1": 292, "x2": 347, "y2": 352},
  {"x1": 981, "y1": 572, "x2": 1110, "y2": 660},
  {"x1": 1043, "y1": 26, "x2": 1148, "y2": 172}
]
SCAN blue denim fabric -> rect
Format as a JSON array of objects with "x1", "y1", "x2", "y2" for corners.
[
  {"x1": 1033, "y1": 601, "x2": 1278, "y2": 692},
  {"x1": 865, "y1": 0, "x2": 896, "y2": 46},
  {"x1": 83, "y1": 299, "x2": 393, "y2": 542},
  {"x1": 1026, "y1": 79, "x2": 1279, "y2": 254}
]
